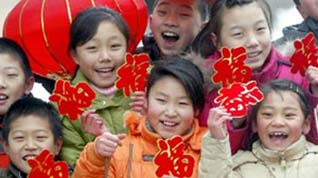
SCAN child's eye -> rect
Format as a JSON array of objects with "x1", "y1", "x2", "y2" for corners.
[
  {"x1": 285, "y1": 113, "x2": 296, "y2": 119},
  {"x1": 157, "y1": 10, "x2": 167, "y2": 16},
  {"x1": 179, "y1": 13, "x2": 191, "y2": 18},
  {"x1": 232, "y1": 32, "x2": 243, "y2": 37},
  {"x1": 36, "y1": 136, "x2": 48, "y2": 141},
  {"x1": 13, "y1": 136, "x2": 24, "y2": 142},
  {"x1": 156, "y1": 98, "x2": 166, "y2": 104},
  {"x1": 261, "y1": 112, "x2": 272, "y2": 118},
  {"x1": 111, "y1": 44, "x2": 122, "y2": 50},
  {"x1": 179, "y1": 101, "x2": 189, "y2": 106},
  {"x1": 256, "y1": 27, "x2": 267, "y2": 32},
  {"x1": 7, "y1": 73, "x2": 18, "y2": 78}
]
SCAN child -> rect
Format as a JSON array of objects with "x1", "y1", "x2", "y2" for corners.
[
  {"x1": 274, "y1": 0, "x2": 318, "y2": 48},
  {"x1": 199, "y1": 79, "x2": 318, "y2": 178},
  {"x1": 0, "y1": 38, "x2": 35, "y2": 169},
  {"x1": 0, "y1": 97, "x2": 63, "y2": 178},
  {"x1": 191, "y1": 0, "x2": 318, "y2": 152},
  {"x1": 72, "y1": 57, "x2": 207, "y2": 178},
  {"x1": 60, "y1": 7, "x2": 131, "y2": 168},
  {"x1": 139, "y1": 0, "x2": 209, "y2": 61}
]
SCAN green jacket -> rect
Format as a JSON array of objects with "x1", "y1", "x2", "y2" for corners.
[
  {"x1": 60, "y1": 70, "x2": 131, "y2": 168},
  {"x1": 0, "y1": 164, "x2": 26, "y2": 178}
]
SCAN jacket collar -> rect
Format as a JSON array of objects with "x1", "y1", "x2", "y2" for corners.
[
  {"x1": 124, "y1": 111, "x2": 206, "y2": 151},
  {"x1": 8, "y1": 163, "x2": 26, "y2": 178},
  {"x1": 253, "y1": 136, "x2": 307, "y2": 163}
]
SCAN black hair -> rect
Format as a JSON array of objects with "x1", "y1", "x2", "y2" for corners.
[
  {"x1": 151, "y1": 0, "x2": 209, "y2": 22},
  {"x1": 1, "y1": 97, "x2": 63, "y2": 143},
  {"x1": 191, "y1": 0, "x2": 272, "y2": 58},
  {"x1": 247, "y1": 79, "x2": 310, "y2": 149},
  {"x1": 293, "y1": 0, "x2": 300, "y2": 5},
  {"x1": 0, "y1": 37, "x2": 33, "y2": 81},
  {"x1": 146, "y1": 56, "x2": 205, "y2": 113},
  {"x1": 69, "y1": 7, "x2": 130, "y2": 51}
]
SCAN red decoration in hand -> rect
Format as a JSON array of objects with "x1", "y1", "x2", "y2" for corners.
[
  {"x1": 154, "y1": 136, "x2": 195, "y2": 178},
  {"x1": 116, "y1": 53, "x2": 150, "y2": 97},
  {"x1": 4, "y1": 0, "x2": 148, "y2": 80},
  {"x1": 215, "y1": 81, "x2": 264, "y2": 118},
  {"x1": 212, "y1": 47, "x2": 252, "y2": 87},
  {"x1": 49, "y1": 80, "x2": 96, "y2": 120},
  {"x1": 27, "y1": 150, "x2": 68, "y2": 178},
  {"x1": 290, "y1": 33, "x2": 318, "y2": 76}
]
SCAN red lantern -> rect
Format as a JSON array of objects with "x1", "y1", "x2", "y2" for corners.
[{"x1": 3, "y1": 0, "x2": 148, "y2": 80}]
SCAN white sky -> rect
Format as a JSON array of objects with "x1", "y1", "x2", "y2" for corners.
[{"x1": 0, "y1": 0, "x2": 303, "y2": 101}]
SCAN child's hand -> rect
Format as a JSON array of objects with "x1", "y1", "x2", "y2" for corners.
[
  {"x1": 94, "y1": 132, "x2": 126, "y2": 157},
  {"x1": 130, "y1": 91, "x2": 147, "y2": 116},
  {"x1": 207, "y1": 107, "x2": 232, "y2": 140},
  {"x1": 306, "y1": 66, "x2": 318, "y2": 96},
  {"x1": 81, "y1": 109, "x2": 108, "y2": 136}
]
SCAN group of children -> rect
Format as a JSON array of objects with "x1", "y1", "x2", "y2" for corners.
[{"x1": 0, "y1": 0, "x2": 318, "y2": 177}]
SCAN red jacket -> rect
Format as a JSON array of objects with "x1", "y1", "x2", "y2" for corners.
[
  {"x1": 199, "y1": 47, "x2": 318, "y2": 153},
  {"x1": 73, "y1": 111, "x2": 207, "y2": 178}
]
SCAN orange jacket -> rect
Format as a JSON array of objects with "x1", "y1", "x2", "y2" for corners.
[{"x1": 73, "y1": 111, "x2": 207, "y2": 178}]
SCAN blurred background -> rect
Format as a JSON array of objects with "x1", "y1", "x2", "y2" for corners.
[{"x1": 0, "y1": 0, "x2": 303, "y2": 101}]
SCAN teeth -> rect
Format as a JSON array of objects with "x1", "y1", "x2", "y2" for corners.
[
  {"x1": 248, "y1": 52, "x2": 260, "y2": 57},
  {"x1": 163, "y1": 32, "x2": 178, "y2": 37},
  {"x1": 0, "y1": 95, "x2": 8, "y2": 100},
  {"x1": 97, "y1": 68, "x2": 112, "y2": 72},
  {"x1": 23, "y1": 155, "x2": 37, "y2": 161},
  {"x1": 269, "y1": 132, "x2": 288, "y2": 138},
  {"x1": 161, "y1": 121, "x2": 177, "y2": 127}
]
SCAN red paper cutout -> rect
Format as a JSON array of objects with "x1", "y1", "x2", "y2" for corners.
[
  {"x1": 290, "y1": 33, "x2": 318, "y2": 76},
  {"x1": 215, "y1": 81, "x2": 264, "y2": 118},
  {"x1": 49, "y1": 80, "x2": 96, "y2": 121},
  {"x1": 27, "y1": 150, "x2": 68, "y2": 178},
  {"x1": 212, "y1": 47, "x2": 252, "y2": 87},
  {"x1": 116, "y1": 53, "x2": 150, "y2": 97},
  {"x1": 154, "y1": 136, "x2": 195, "y2": 178}
]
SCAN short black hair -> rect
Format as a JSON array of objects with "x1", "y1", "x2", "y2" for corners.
[
  {"x1": 146, "y1": 56, "x2": 205, "y2": 113},
  {"x1": 152, "y1": 0, "x2": 209, "y2": 21},
  {"x1": 69, "y1": 7, "x2": 129, "y2": 51},
  {"x1": 1, "y1": 97, "x2": 63, "y2": 143},
  {"x1": 0, "y1": 37, "x2": 33, "y2": 81},
  {"x1": 293, "y1": 0, "x2": 300, "y2": 5}
]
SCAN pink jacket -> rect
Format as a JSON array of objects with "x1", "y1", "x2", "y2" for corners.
[{"x1": 199, "y1": 47, "x2": 318, "y2": 153}]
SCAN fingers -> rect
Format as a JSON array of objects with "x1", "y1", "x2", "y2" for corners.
[
  {"x1": 130, "y1": 91, "x2": 147, "y2": 116},
  {"x1": 95, "y1": 133, "x2": 126, "y2": 157},
  {"x1": 306, "y1": 66, "x2": 318, "y2": 84},
  {"x1": 207, "y1": 107, "x2": 232, "y2": 140}
]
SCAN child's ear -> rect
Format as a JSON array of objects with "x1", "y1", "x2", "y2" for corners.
[
  {"x1": 252, "y1": 120, "x2": 258, "y2": 133},
  {"x1": 2, "y1": 141, "x2": 9, "y2": 154},
  {"x1": 302, "y1": 118, "x2": 311, "y2": 135},
  {"x1": 210, "y1": 32, "x2": 219, "y2": 49},
  {"x1": 54, "y1": 138, "x2": 63, "y2": 155},
  {"x1": 70, "y1": 50, "x2": 79, "y2": 65},
  {"x1": 24, "y1": 76, "x2": 35, "y2": 96}
]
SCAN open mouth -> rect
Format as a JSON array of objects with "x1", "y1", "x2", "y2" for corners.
[
  {"x1": 269, "y1": 132, "x2": 288, "y2": 140},
  {"x1": 22, "y1": 154, "x2": 38, "y2": 161},
  {"x1": 0, "y1": 94, "x2": 8, "y2": 101},
  {"x1": 247, "y1": 51, "x2": 261, "y2": 58},
  {"x1": 161, "y1": 32, "x2": 180, "y2": 42},
  {"x1": 160, "y1": 120, "x2": 178, "y2": 127}
]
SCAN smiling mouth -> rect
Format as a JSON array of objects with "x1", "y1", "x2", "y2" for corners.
[
  {"x1": 247, "y1": 51, "x2": 261, "y2": 58},
  {"x1": 162, "y1": 32, "x2": 180, "y2": 42},
  {"x1": 269, "y1": 132, "x2": 288, "y2": 140},
  {"x1": 22, "y1": 155, "x2": 37, "y2": 161},
  {"x1": 160, "y1": 120, "x2": 178, "y2": 127},
  {"x1": 0, "y1": 95, "x2": 8, "y2": 100}
]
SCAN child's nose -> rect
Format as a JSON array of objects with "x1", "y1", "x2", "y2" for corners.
[
  {"x1": 0, "y1": 75, "x2": 7, "y2": 88},
  {"x1": 245, "y1": 33, "x2": 259, "y2": 48},
  {"x1": 25, "y1": 138, "x2": 37, "y2": 150},
  {"x1": 99, "y1": 50, "x2": 111, "y2": 62},
  {"x1": 271, "y1": 116, "x2": 285, "y2": 126},
  {"x1": 165, "y1": 105, "x2": 177, "y2": 117},
  {"x1": 164, "y1": 12, "x2": 179, "y2": 26}
]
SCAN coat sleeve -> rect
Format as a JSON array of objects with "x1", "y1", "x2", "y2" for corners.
[
  {"x1": 72, "y1": 142, "x2": 106, "y2": 178},
  {"x1": 199, "y1": 133, "x2": 241, "y2": 178},
  {"x1": 60, "y1": 115, "x2": 95, "y2": 168}
]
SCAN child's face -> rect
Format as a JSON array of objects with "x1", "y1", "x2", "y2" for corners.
[
  {"x1": 253, "y1": 91, "x2": 310, "y2": 151},
  {"x1": 72, "y1": 21, "x2": 127, "y2": 88},
  {"x1": 0, "y1": 53, "x2": 33, "y2": 115},
  {"x1": 150, "y1": 0, "x2": 203, "y2": 56},
  {"x1": 3, "y1": 115, "x2": 62, "y2": 174},
  {"x1": 147, "y1": 76, "x2": 195, "y2": 139},
  {"x1": 300, "y1": 0, "x2": 318, "y2": 19},
  {"x1": 215, "y1": 2, "x2": 271, "y2": 70}
]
